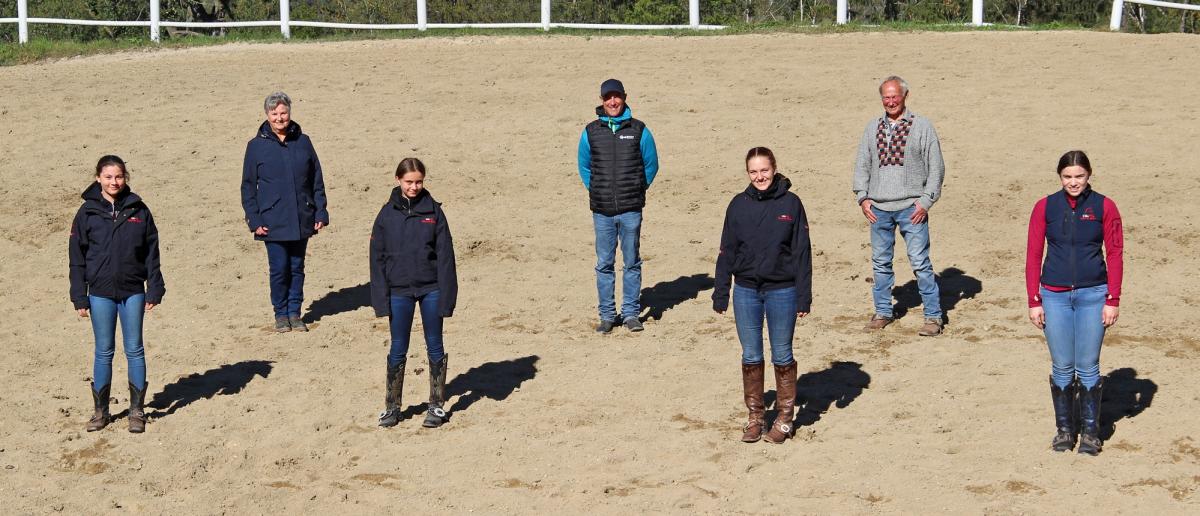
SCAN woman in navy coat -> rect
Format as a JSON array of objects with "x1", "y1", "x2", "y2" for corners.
[{"x1": 240, "y1": 91, "x2": 330, "y2": 332}]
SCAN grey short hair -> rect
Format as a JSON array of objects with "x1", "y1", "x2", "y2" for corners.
[
  {"x1": 878, "y1": 76, "x2": 909, "y2": 96},
  {"x1": 264, "y1": 91, "x2": 291, "y2": 113}
]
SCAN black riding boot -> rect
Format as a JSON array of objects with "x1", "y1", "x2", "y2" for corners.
[
  {"x1": 423, "y1": 355, "x2": 448, "y2": 428},
  {"x1": 1077, "y1": 378, "x2": 1104, "y2": 455},
  {"x1": 378, "y1": 360, "x2": 406, "y2": 427},
  {"x1": 1049, "y1": 377, "x2": 1077, "y2": 452}
]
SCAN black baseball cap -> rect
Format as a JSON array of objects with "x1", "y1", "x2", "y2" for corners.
[{"x1": 600, "y1": 78, "x2": 625, "y2": 97}]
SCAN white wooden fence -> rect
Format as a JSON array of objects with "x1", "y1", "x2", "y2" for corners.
[
  {"x1": 1110, "y1": 0, "x2": 1200, "y2": 30},
  {"x1": 1, "y1": 0, "x2": 1063, "y2": 45}
]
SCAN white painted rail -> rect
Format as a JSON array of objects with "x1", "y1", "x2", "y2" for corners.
[
  {"x1": 3, "y1": 0, "x2": 721, "y2": 44},
  {"x1": 1110, "y1": 0, "x2": 1200, "y2": 31}
]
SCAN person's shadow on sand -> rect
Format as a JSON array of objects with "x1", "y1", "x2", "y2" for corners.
[
  {"x1": 143, "y1": 360, "x2": 274, "y2": 419},
  {"x1": 765, "y1": 361, "x2": 870, "y2": 430},
  {"x1": 398, "y1": 355, "x2": 539, "y2": 422},
  {"x1": 892, "y1": 267, "x2": 981, "y2": 323},
  {"x1": 304, "y1": 283, "x2": 370, "y2": 323},
  {"x1": 1101, "y1": 367, "x2": 1156, "y2": 441},
  {"x1": 640, "y1": 273, "x2": 714, "y2": 322}
]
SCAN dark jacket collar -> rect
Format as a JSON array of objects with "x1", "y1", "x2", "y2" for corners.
[
  {"x1": 743, "y1": 174, "x2": 792, "y2": 201},
  {"x1": 81, "y1": 181, "x2": 140, "y2": 211},
  {"x1": 389, "y1": 187, "x2": 437, "y2": 215},
  {"x1": 257, "y1": 120, "x2": 302, "y2": 143}
]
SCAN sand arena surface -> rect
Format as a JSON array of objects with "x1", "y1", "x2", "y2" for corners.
[{"x1": 1, "y1": 32, "x2": 1198, "y2": 513}]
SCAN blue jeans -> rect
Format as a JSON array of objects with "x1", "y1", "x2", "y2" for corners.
[
  {"x1": 732, "y1": 285, "x2": 796, "y2": 366},
  {"x1": 388, "y1": 291, "x2": 445, "y2": 367},
  {"x1": 1041, "y1": 285, "x2": 1106, "y2": 389},
  {"x1": 265, "y1": 239, "x2": 308, "y2": 318},
  {"x1": 593, "y1": 211, "x2": 642, "y2": 322},
  {"x1": 89, "y1": 294, "x2": 147, "y2": 390},
  {"x1": 870, "y1": 205, "x2": 942, "y2": 319}
]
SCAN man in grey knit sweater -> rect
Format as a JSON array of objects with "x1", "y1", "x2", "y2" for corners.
[{"x1": 853, "y1": 76, "x2": 945, "y2": 336}]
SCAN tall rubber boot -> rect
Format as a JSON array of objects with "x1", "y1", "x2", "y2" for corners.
[
  {"x1": 423, "y1": 355, "x2": 449, "y2": 428},
  {"x1": 1077, "y1": 378, "x2": 1104, "y2": 456},
  {"x1": 378, "y1": 360, "x2": 406, "y2": 427},
  {"x1": 741, "y1": 362, "x2": 766, "y2": 443},
  {"x1": 764, "y1": 361, "x2": 798, "y2": 444},
  {"x1": 1049, "y1": 376, "x2": 1077, "y2": 452},
  {"x1": 87, "y1": 383, "x2": 111, "y2": 432},
  {"x1": 128, "y1": 382, "x2": 147, "y2": 433}
]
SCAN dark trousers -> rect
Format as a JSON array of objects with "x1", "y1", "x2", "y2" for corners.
[{"x1": 265, "y1": 239, "x2": 308, "y2": 318}]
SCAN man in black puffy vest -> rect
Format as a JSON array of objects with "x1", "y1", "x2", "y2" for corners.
[{"x1": 576, "y1": 78, "x2": 660, "y2": 333}]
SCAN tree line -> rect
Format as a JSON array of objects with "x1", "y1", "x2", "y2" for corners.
[{"x1": 1, "y1": 0, "x2": 1197, "y2": 42}]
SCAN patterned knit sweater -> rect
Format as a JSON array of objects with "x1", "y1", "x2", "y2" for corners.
[{"x1": 852, "y1": 110, "x2": 946, "y2": 212}]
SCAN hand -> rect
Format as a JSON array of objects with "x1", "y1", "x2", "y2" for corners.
[
  {"x1": 145, "y1": 303, "x2": 157, "y2": 312},
  {"x1": 254, "y1": 226, "x2": 269, "y2": 236},
  {"x1": 909, "y1": 204, "x2": 928, "y2": 224},
  {"x1": 1102, "y1": 305, "x2": 1119, "y2": 328},
  {"x1": 860, "y1": 200, "x2": 877, "y2": 223},
  {"x1": 77, "y1": 308, "x2": 89, "y2": 318},
  {"x1": 1029, "y1": 306, "x2": 1045, "y2": 329},
  {"x1": 314, "y1": 221, "x2": 326, "y2": 231},
  {"x1": 797, "y1": 311, "x2": 809, "y2": 318}
]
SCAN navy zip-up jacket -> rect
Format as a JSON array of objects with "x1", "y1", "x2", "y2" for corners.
[
  {"x1": 369, "y1": 187, "x2": 458, "y2": 318},
  {"x1": 68, "y1": 183, "x2": 166, "y2": 310},
  {"x1": 712, "y1": 175, "x2": 813, "y2": 313},
  {"x1": 241, "y1": 120, "x2": 329, "y2": 241}
]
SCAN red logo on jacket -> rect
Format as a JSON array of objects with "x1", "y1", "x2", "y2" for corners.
[
  {"x1": 1080, "y1": 208, "x2": 1097, "y2": 221},
  {"x1": 777, "y1": 214, "x2": 793, "y2": 222},
  {"x1": 421, "y1": 217, "x2": 437, "y2": 225},
  {"x1": 127, "y1": 217, "x2": 144, "y2": 223}
]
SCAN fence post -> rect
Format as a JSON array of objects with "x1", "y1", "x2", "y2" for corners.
[
  {"x1": 689, "y1": 0, "x2": 699, "y2": 28},
  {"x1": 1109, "y1": 0, "x2": 1124, "y2": 31},
  {"x1": 280, "y1": 0, "x2": 291, "y2": 39},
  {"x1": 17, "y1": 0, "x2": 28, "y2": 44},
  {"x1": 418, "y1": 0, "x2": 427, "y2": 31},
  {"x1": 150, "y1": 0, "x2": 161, "y2": 42},
  {"x1": 541, "y1": 0, "x2": 550, "y2": 31},
  {"x1": 836, "y1": 0, "x2": 847, "y2": 24},
  {"x1": 972, "y1": 0, "x2": 983, "y2": 25}
]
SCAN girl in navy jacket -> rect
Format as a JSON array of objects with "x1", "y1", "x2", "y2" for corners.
[
  {"x1": 1026, "y1": 150, "x2": 1123, "y2": 455},
  {"x1": 713, "y1": 147, "x2": 812, "y2": 445},
  {"x1": 68, "y1": 155, "x2": 165, "y2": 434},
  {"x1": 370, "y1": 158, "x2": 458, "y2": 429}
]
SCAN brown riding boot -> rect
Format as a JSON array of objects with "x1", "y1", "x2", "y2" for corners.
[
  {"x1": 87, "y1": 383, "x2": 111, "y2": 432},
  {"x1": 764, "y1": 361, "x2": 798, "y2": 444},
  {"x1": 128, "y1": 382, "x2": 147, "y2": 433},
  {"x1": 740, "y1": 362, "x2": 766, "y2": 442}
]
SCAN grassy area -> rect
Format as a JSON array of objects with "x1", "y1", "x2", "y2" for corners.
[{"x1": 0, "y1": 21, "x2": 1101, "y2": 67}]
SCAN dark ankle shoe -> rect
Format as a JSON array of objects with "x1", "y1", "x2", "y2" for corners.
[
  {"x1": 289, "y1": 315, "x2": 308, "y2": 332},
  {"x1": 1049, "y1": 377, "x2": 1077, "y2": 452},
  {"x1": 274, "y1": 316, "x2": 291, "y2": 333},
  {"x1": 378, "y1": 361, "x2": 406, "y2": 428},
  {"x1": 87, "y1": 383, "x2": 111, "y2": 432},
  {"x1": 423, "y1": 355, "x2": 449, "y2": 428},
  {"x1": 127, "y1": 382, "x2": 147, "y2": 433}
]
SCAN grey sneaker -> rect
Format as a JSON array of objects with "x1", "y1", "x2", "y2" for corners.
[
  {"x1": 274, "y1": 317, "x2": 291, "y2": 333},
  {"x1": 289, "y1": 315, "x2": 309, "y2": 332},
  {"x1": 623, "y1": 317, "x2": 644, "y2": 332},
  {"x1": 596, "y1": 319, "x2": 617, "y2": 334},
  {"x1": 918, "y1": 318, "x2": 944, "y2": 336}
]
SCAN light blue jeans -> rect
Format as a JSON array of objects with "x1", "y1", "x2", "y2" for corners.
[
  {"x1": 1041, "y1": 285, "x2": 1107, "y2": 389},
  {"x1": 870, "y1": 205, "x2": 941, "y2": 319},
  {"x1": 732, "y1": 285, "x2": 797, "y2": 366},
  {"x1": 89, "y1": 294, "x2": 147, "y2": 390},
  {"x1": 593, "y1": 211, "x2": 642, "y2": 323}
]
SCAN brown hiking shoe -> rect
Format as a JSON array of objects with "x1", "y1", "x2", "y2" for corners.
[
  {"x1": 864, "y1": 315, "x2": 893, "y2": 331},
  {"x1": 918, "y1": 318, "x2": 944, "y2": 336}
]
